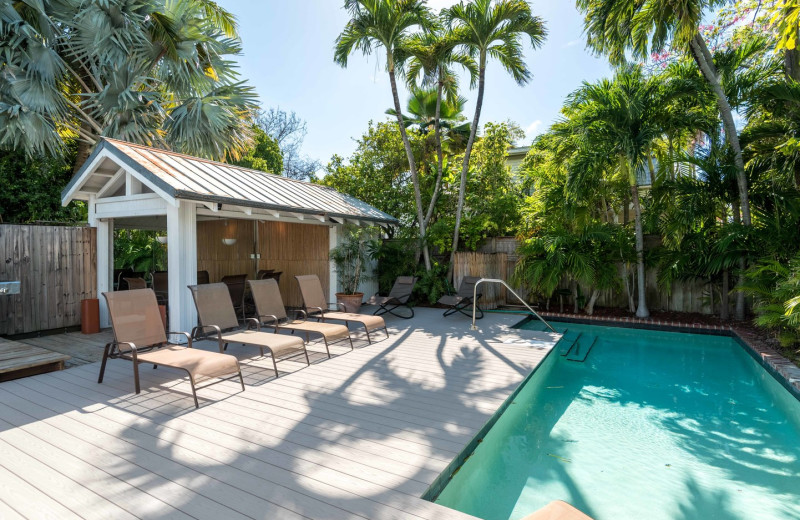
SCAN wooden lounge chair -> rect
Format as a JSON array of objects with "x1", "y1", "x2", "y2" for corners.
[
  {"x1": 295, "y1": 274, "x2": 388, "y2": 344},
  {"x1": 366, "y1": 276, "x2": 417, "y2": 319},
  {"x1": 188, "y1": 283, "x2": 309, "y2": 377},
  {"x1": 99, "y1": 289, "x2": 243, "y2": 408},
  {"x1": 248, "y1": 278, "x2": 353, "y2": 358},
  {"x1": 438, "y1": 275, "x2": 484, "y2": 319}
]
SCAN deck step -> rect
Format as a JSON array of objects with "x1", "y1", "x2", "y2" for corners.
[
  {"x1": 566, "y1": 335, "x2": 599, "y2": 362},
  {"x1": 559, "y1": 331, "x2": 581, "y2": 357}
]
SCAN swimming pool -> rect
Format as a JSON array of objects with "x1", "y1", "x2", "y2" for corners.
[{"x1": 430, "y1": 321, "x2": 800, "y2": 520}]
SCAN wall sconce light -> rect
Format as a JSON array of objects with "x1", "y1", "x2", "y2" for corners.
[
  {"x1": 156, "y1": 235, "x2": 168, "y2": 244},
  {"x1": 222, "y1": 238, "x2": 237, "y2": 246}
]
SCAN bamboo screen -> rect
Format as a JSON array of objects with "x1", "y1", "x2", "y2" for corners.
[{"x1": 196, "y1": 219, "x2": 330, "y2": 307}]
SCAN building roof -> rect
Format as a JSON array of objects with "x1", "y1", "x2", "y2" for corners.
[{"x1": 62, "y1": 138, "x2": 398, "y2": 225}]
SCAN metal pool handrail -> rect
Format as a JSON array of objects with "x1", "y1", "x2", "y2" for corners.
[{"x1": 471, "y1": 278, "x2": 557, "y2": 333}]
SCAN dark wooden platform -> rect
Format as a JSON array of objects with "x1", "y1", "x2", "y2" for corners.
[{"x1": 0, "y1": 338, "x2": 70, "y2": 382}]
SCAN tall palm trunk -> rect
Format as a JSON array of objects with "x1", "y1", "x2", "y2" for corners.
[
  {"x1": 447, "y1": 58, "x2": 485, "y2": 280},
  {"x1": 689, "y1": 33, "x2": 749, "y2": 321},
  {"x1": 388, "y1": 53, "x2": 431, "y2": 271},
  {"x1": 688, "y1": 34, "x2": 750, "y2": 226},
  {"x1": 786, "y1": 48, "x2": 800, "y2": 82},
  {"x1": 73, "y1": 122, "x2": 95, "y2": 173},
  {"x1": 630, "y1": 182, "x2": 649, "y2": 318},
  {"x1": 424, "y1": 72, "x2": 446, "y2": 229}
]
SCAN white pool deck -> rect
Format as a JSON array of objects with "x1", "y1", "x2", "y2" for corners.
[{"x1": 0, "y1": 307, "x2": 560, "y2": 520}]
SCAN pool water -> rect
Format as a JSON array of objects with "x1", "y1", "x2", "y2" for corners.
[{"x1": 433, "y1": 322, "x2": 800, "y2": 520}]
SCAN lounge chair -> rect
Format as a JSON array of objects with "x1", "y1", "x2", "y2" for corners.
[
  {"x1": 99, "y1": 289, "x2": 243, "y2": 408},
  {"x1": 189, "y1": 283, "x2": 309, "y2": 377},
  {"x1": 438, "y1": 275, "x2": 484, "y2": 319},
  {"x1": 123, "y1": 277, "x2": 147, "y2": 290},
  {"x1": 366, "y1": 276, "x2": 417, "y2": 319},
  {"x1": 295, "y1": 274, "x2": 388, "y2": 344},
  {"x1": 221, "y1": 274, "x2": 247, "y2": 321},
  {"x1": 248, "y1": 278, "x2": 353, "y2": 358},
  {"x1": 520, "y1": 500, "x2": 593, "y2": 520},
  {"x1": 151, "y1": 271, "x2": 168, "y2": 304},
  {"x1": 197, "y1": 270, "x2": 210, "y2": 285}
]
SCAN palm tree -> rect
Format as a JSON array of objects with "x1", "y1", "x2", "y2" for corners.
[
  {"x1": 334, "y1": 0, "x2": 435, "y2": 270},
  {"x1": 397, "y1": 29, "x2": 476, "y2": 235},
  {"x1": 576, "y1": 0, "x2": 754, "y2": 228},
  {"x1": 443, "y1": 0, "x2": 546, "y2": 279},
  {"x1": 0, "y1": 0, "x2": 258, "y2": 171},
  {"x1": 563, "y1": 67, "x2": 688, "y2": 318}
]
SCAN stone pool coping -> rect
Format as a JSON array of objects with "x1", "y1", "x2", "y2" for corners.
[{"x1": 534, "y1": 311, "x2": 800, "y2": 397}]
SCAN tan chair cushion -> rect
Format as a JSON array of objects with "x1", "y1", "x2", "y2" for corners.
[
  {"x1": 519, "y1": 501, "x2": 593, "y2": 520},
  {"x1": 221, "y1": 330, "x2": 305, "y2": 357},
  {"x1": 321, "y1": 311, "x2": 385, "y2": 332},
  {"x1": 279, "y1": 320, "x2": 351, "y2": 341},
  {"x1": 134, "y1": 345, "x2": 239, "y2": 382}
]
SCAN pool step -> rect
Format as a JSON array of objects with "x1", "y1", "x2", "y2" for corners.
[
  {"x1": 558, "y1": 331, "x2": 581, "y2": 356},
  {"x1": 566, "y1": 335, "x2": 599, "y2": 362}
]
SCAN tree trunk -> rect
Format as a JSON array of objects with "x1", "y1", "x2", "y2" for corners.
[
  {"x1": 721, "y1": 268, "x2": 730, "y2": 320},
  {"x1": 424, "y1": 73, "x2": 446, "y2": 230},
  {"x1": 585, "y1": 289, "x2": 600, "y2": 315},
  {"x1": 631, "y1": 183, "x2": 649, "y2": 318},
  {"x1": 786, "y1": 48, "x2": 800, "y2": 82},
  {"x1": 447, "y1": 57, "x2": 485, "y2": 280},
  {"x1": 735, "y1": 256, "x2": 746, "y2": 321},
  {"x1": 621, "y1": 263, "x2": 635, "y2": 312},
  {"x1": 623, "y1": 190, "x2": 630, "y2": 225},
  {"x1": 73, "y1": 124, "x2": 94, "y2": 173},
  {"x1": 689, "y1": 34, "x2": 751, "y2": 227},
  {"x1": 388, "y1": 55, "x2": 431, "y2": 271},
  {"x1": 571, "y1": 279, "x2": 579, "y2": 314}
]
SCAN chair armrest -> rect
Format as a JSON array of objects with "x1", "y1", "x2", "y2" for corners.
[
  {"x1": 307, "y1": 305, "x2": 325, "y2": 316},
  {"x1": 259, "y1": 314, "x2": 279, "y2": 325},
  {"x1": 329, "y1": 302, "x2": 346, "y2": 312},
  {"x1": 167, "y1": 331, "x2": 192, "y2": 347},
  {"x1": 244, "y1": 318, "x2": 260, "y2": 331},
  {"x1": 111, "y1": 341, "x2": 138, "y2": 361},
  {"x1": 257, "y1": 314, "x2": 280, "y2": 332},
  {"x1": 191, "y1": 324, "x2": 225, "y2": 353},
  {"x1": 289, "y1": 309, "x2": 308, "y2": 322}
]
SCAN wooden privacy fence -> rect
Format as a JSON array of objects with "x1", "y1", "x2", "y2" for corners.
[
  {"x1": 0, "y1": 224, "x2": 97, "y2": 335},
  {"x1": 459, "y1": 237, "x2": 722, "y2": 315},
  {"x1": 452, "y1": 252, "x2": 511, "y2": 310}
]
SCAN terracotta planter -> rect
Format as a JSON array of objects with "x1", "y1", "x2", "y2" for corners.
[{"x1": 336, "y1": 292, "x2": 364, "y2": 314}]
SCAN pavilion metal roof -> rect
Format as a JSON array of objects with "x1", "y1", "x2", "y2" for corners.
[{"x1": 62, "y1": 138, "x2": 399, "y2": 225}]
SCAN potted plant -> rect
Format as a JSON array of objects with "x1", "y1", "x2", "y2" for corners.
[{"x1": 330, "y1": 226, "x2": 374, "y2": 313}]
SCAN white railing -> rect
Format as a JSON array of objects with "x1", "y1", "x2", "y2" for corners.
[{"x1": 471, "y1": 278, "x2": 556, "y2": 333}]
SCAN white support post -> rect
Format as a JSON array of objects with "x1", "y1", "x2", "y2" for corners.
[
  {"x1": 166, "y1": 201, "x2": 197, "y2": 335},
  {"x1": 328, "y1": 225, "x2": 338, "y2": 302},
  {"x1": 88, "y1": 194, "x2": 114, "y2": 328}
]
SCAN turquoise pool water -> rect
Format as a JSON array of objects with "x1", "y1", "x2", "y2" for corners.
[{"x1": 433, "y1": 322, "x2": 800, "y2": 520}]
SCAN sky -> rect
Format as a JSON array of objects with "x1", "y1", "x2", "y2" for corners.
[{"x1": 219, "y1": 0, "x2": 614, "y2": 168}]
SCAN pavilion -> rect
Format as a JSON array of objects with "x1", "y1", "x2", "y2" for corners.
[{"x1": 61, "y1": 138, "x2": 397, "y2": 331}]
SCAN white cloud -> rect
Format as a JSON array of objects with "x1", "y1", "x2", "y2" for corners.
[
  {"x1": 563, "y1": 38, "x2": 582, "y2": 48},
  {"x1": 525, "y1": 120, "x2": 543, "y2": 141}
]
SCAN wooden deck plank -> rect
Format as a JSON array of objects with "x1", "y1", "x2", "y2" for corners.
[
  {"x1": 0, "y1": 308, "x2": 557, "y2": 520},
  {"x1": 0, "y1": 460, "x2": 81, "y2": 520},
  {"x1": 0, "y1": 431, "x2": 139, "y2": 520},
  {"x1": 0, "y1": 339, "x2": 69, "y2": 378},
  {"x1": 11, "y1": 368, "x2": 450, "y2": 520},
  {"x1": 0, "y1": 385, "x2": 308, "y2": 520}
]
